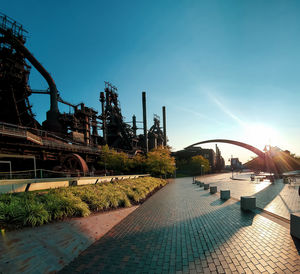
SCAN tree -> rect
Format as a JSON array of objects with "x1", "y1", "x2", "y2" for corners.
[
  {"x1": 190, "y1": 155, "x2": 210, "y2": 175},
  {"x1": 130, "y1": 153, "x2": 146, "y2": 174},
  {"x1": 98, "y1": 145, "x2": 131, "y2": 174},
  {"x1": 146, "y1": 147, "x2": 176, "y2": 177}
]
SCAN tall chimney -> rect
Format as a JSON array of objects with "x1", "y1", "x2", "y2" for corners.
[
  {"x1": 132, "y1": 115, "x2": 137, "y2": 137},
  {"x1": 162, "y1": 106, "x2": 167, "y2": 146},
  {"x1": 100, "y1": 91, "x2": 107, "y2": 144},
  {"x1": 142, "y1": 91, "x2": 148, "y2": 152}
]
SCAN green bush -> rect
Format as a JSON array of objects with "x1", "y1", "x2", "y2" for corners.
[
  {"x1": 21, "y1": 202, "x2": 50, "y2": 227},
  {"x1": 0, "y1": 195, "x2": 50, "y2": 227},
  {"x1": 45, "y1": 190, "x2": 90, "y2": 218},
  {"x1": 0, "y1": 200, "x2": 23, "y2": 226},
  {"x1": 0, "y1": 177, "x2": 167, "y2": 229}
]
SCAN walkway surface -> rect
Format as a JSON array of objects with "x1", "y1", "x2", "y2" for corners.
[
  {"x1": 0, "y1": 206, "x2": 138, "y2": 273},
  {"x1": 199, "y1": 172, "x2": 300, "y2": 220},
  {"x1": 60, "y1": 177, "x2": 300, "y2": 273}
]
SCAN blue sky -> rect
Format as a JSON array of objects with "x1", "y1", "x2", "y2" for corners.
[{"x1": 2, "y1": 0, "x2": 300, "y2": 163}]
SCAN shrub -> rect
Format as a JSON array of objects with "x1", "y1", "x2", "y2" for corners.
[
  {"x1": 0, "y1": 195, "x2": 50, "y2": 227},
  {"x1": 46, "y1": 190, "x2": 90, "y2": 218},
  {"x1": 0, "y1": 177, "x2": 167, "y2": 229},
  {"x1": 0, "y1": 200, "x2": 23, "y2": 226},
  {"x1": 21, "y1": 202, "x2": 50, "y2": 227}
]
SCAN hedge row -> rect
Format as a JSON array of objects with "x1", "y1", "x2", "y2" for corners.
[{"x1": 0, "y1": 177, "x2": 167, "y2": 229}]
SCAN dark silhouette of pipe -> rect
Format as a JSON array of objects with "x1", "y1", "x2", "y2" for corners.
[
  {"x1": 100, "y1": 91, "x2": 107, "y2": 144},
  {"x1": 162, "y1": 106, "x2": 167, "y2": 146},
  {"x1": 142, "y1": 92, "x2": 148, "y2": 153},
  {"x1": 1, "y1": 30, "x2": 59, "y2": 113},
  {"x1": 1, "y1": 28, "x2": 60, "y2": 130},
  {"x1": 132, "y1": 115, "x2": 137, "y2": 137}
]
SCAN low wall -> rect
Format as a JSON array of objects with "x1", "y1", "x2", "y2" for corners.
[{"x1": 0, "y1": 174, "x2": 149, "y2": 193}]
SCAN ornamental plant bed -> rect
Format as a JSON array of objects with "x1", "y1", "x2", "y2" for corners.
[{"x1": 0, "y1": 177, "x2": 167, "y2": 230}]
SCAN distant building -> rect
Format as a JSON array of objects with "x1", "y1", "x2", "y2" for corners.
[
  {"x1": 215, "y1": 144, "x2": 225, "y2": 171},
  {"x1": 231, "y1": 157, "x2": 243, "y2": 169},
  {"x1": 173, "y1": 145, "x2": 225, "y2": 172}
]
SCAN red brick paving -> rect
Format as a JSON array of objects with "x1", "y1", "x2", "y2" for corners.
[
  {"x1": 0, "y1": 206, "x2": 138, "y2": 273},
  {"x1": 59, "y1": 177, "x2": 300, "y2": 273}
]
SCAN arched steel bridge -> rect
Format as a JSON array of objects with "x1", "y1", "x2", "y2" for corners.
[{"x1": 185, "y1": 139, "x2": 265, "y2": 159}]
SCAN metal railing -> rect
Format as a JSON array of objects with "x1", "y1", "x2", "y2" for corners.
[
  {"x1": 0, "y1": 121, "x2": 102, "y2": 153},
  {"x1": 0, "y1": 123, "x2": 27, "y2": 138},
  {"x1": 0, "y1": 168, "x2": 67, "y2": 180},
  {"x1": 0, "y1": 12, "x2": 28, "y2": 39}
]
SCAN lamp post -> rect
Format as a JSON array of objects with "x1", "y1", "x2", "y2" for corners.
[
  {"x1": 231, "y1": 155, "x2": 234, "y2": 179},
  {"x1": 173, "y1": 162, "x2": 176, "y2": 178}
]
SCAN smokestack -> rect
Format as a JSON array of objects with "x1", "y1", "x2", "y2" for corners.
[
  {"x1": 162, "y1": 106, "x2": 167, "y2": 146},
  {"x1": 142, "y1": 91, "x2": 148, "y2": 152},
  {"x1": 100, "y1": 91, "x2": 107, "y2": 144},
  {"x1": 132, "y1": 115, "x2": 137, "y2": 137}
]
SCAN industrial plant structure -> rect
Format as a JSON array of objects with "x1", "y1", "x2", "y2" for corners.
[{"x1": 0, "y1": 13, "x2": 167, "y2": 177}]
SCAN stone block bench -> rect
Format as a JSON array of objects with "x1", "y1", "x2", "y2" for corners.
[
  {"x1": 204, "y1": 183, "x2": 209, "y2": 190},
  {"x1": 220, "y1": 190, "x2": 230, "y2": 200},
  {"x1": 240, "y1": 196, "x2": 256, "y2": 211},
  {"x1": 291, "y1": 213, "x2": 300, "y2": 239},
  {"x1": 210, "y1": 186, "x2": 217, "y2": 194}
]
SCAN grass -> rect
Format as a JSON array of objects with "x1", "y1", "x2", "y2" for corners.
[{"x1": 0, "y1": 177, "x2": 167, "y2": 229}]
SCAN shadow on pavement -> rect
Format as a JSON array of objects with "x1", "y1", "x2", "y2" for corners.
[
  {"x1": 59, "y1": 196, "x2": 255, "y2": 273},
  {"x1": 210, "y1": 199, "x2": 227, "y2": 206},
  {"x1": 251, "y1": 181, "x2": 284, "y2": 210},
  {"x1": 59, "y1": 178, "x2": 298, "y2": 273},
  {"x1": 200, "y1": 192, "x2": 211, "y2": 197}
]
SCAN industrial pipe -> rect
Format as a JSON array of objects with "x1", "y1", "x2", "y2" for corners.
[
  {"x1": 0, "y1": 28, "x2": 62, "y2": 131},
  {"x1": 162, "y1": 106, "x2": 167, "y2": 146},
  {"x1": 0, "y1": 30, "x2": 59, "y2": 114},
  {"x1": 142, "y1": 91, "x2": 148, "y2": 153},
  {"x1": 100, "y1": 92, "x2": 107, "y2": 144},
  {"x1": 132, "y1": 115, "x2": 137, "y2": 137}
]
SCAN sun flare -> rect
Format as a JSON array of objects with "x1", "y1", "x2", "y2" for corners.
[{"x1": 243, "y1": 124, "x2": 278, "y2": 150}]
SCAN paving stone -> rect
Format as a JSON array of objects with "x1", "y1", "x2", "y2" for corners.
[
  {"x1": 198, "y1": 172, "x2": 300, "y2": 220},
  {"x1": 59, "y1": 177, "x2": 300, "y2": 273}
]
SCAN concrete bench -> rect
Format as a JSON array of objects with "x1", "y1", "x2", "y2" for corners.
[
  {"x1": 240, "y1": 196, "x2": 256, "y2": 211},
  {"x1": 283, "y1": 177, "x2": 290, "y2": 184},
  {"x1": 291, "y1": 213, "x2": 300, "y2": 239},
  {"x1": 220, "y1": 190, "x2": 230, "y2": 200},
  {"x1": 204, "y1": 183, "x2": 209, "y2": 190},
  {"x1": 210, "y1": 186, "x2": 217, "y2": 194}
]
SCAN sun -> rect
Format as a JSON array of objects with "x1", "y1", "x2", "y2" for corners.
[{"x1": 243, "y1": 123, "x2": 278, "y2": 150}]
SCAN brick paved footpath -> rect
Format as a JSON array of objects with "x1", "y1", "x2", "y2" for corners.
[
  {"x1": 60, "y1": 178, "x2": 300, "y2": 273},
  {"x1": 0, "y1": 206, "x2": 138, "y2": 273},
  {"x1": 199, "y1": 173, "x2": 300, "y2": 220}
]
